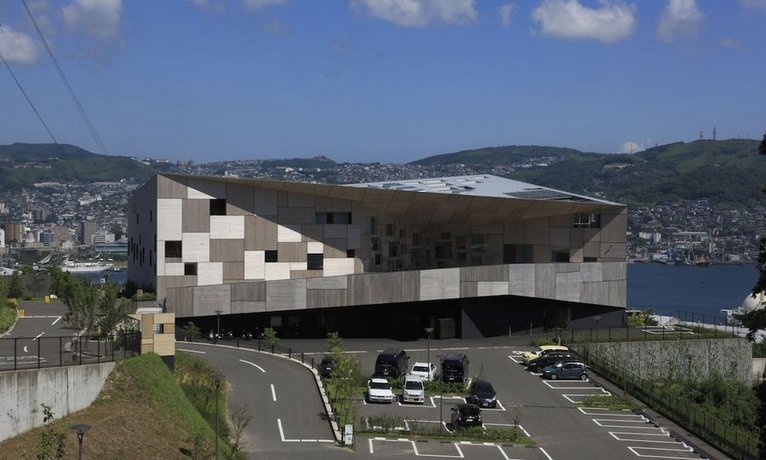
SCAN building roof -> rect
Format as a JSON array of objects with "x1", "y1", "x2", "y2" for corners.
[{"x1": 347, "y1": 174, "x2": 620, "y2": 206}]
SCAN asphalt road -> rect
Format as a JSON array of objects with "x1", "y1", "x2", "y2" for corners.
[
  {"x1": 0, "y1": 300, "x2": 76, "y2": 369},
  {"x1": 183, "y1": 336, "x2": 725, "y2": 460}
]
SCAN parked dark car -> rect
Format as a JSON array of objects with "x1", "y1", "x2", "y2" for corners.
[
  {"x1": 319, "y1": 356, "x2": 335, "y2": 378},
  {"x1": 527, "y1": 352, "x2": 578, "y2": 373},
  {"x1": 441, "y1": 353, "x2": 469, "y2": 384},
  {"x1": 375, "y1": 349, "x2": 409, "y2": 378},
  {"x1": 466, "y1": 379, "x2": 497, "y2": 408},
  {"x1": 542, "y1": 361, "x2": 588, "y2": 380},
  {"x1": 451, "y1": 403, "x2": 482, "y2": 428}
]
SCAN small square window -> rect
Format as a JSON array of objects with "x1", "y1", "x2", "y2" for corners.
[
  {"x1": 346, "y1": 249, "x2": 355, "y2": 258},
  {"x1": 210, "y1": 198, "x2": 227, "y2": 216},
  {"x1": 165, "y1": 241, "x2": 182, "y2": 258},
  {"x1": 374, "y1": 253, "x2": 381, "y2": 265},
  {"x1": 307, "y1": 253, "x2": 323, "y2": 270},
  {"x1": 265, "y1": 250, "x2": 278, "y2": 262},
  {"x1": 184, "y1": 263, "x2": 197, "y2": 275}
]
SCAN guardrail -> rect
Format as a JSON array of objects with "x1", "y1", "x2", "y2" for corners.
[
  {"x1": 182, "y1": 334, "x2": 322, "y2": 371},
  {"x1": 0, "y1": 332, "x2": 141, "y2": 372}
]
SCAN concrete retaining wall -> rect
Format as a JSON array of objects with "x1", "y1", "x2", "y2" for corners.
[
  {"x1": 572, "y1": 338, "x2": 751, "y2": 383},
  {"x1": 0, "y1": 362, "x2": 114, "y2": 442}
]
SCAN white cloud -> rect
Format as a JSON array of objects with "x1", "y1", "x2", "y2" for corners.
[
  {"x1": 62, "y1": 0, "x2": 122, "y2": 39},
  {"x1": 0, "y1": 27, "x2": 40, "y2": 65},
  {"x1": 242, "y1": 0, "x2": 288, "y2": 11},
  {"x1": 351, "y1": 0, "x2": 477, "y2": 27},
  {"x1": 718, "y1": 38, "x2": 741, "y2": 49},
  {"x1": 740, "y1": 0, "x2": 766, "y2": 13},
  {"x1": 656, "y1": 0, "x2": 704, "y2": 43},
  {"x1": 531, "y1": 0, "x2": 637, "y2": 44},
  {"x1": 499, "y1": 3, "x2": 517, "y2": 27},
  {"x1": 618, "y1": 141, "x2": 646, "y2": 154}
]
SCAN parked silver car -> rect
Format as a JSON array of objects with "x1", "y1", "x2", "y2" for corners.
[{"x1": 541, "y1": 361, "x2": 588, "y2": 380}]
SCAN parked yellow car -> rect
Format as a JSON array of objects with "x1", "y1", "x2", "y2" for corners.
[{"x1": 521, "y1": 345, "x2": 569, "y2": 365}]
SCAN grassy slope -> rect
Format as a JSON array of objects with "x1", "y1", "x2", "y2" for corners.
[{"x1": 0, "y1": 353, "x2": 223, "y2": 459}]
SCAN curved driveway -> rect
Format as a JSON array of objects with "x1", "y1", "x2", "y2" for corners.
[{"x1": 176, "y1": 342, "x2": 344, "y2": 459}]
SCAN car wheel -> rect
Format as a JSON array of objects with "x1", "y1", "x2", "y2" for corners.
[
  {"x1": 549, "y1": 373, "x2": 558, "y2": 380},
  {"x1": 580, "y1": 373, "x2": 588, "y2": 381}
]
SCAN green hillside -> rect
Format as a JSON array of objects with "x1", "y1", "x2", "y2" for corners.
[
  {"x1": 0, "y1": 143, "x2": 160, "y2": 191},
  {"x1": 414, "y1": 139, "x2": 764, "y2": 208},
  {"x1": 410, "y1": 145, "x2": 602, "y2": 167}
]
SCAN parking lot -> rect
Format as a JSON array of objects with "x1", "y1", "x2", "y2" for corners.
[{"x1": 347, "y1": 341, "x2": 712, "y2": 460}]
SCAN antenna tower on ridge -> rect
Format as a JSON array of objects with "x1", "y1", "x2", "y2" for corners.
[{"x1": 713, "y1": 126, "x2": 716, "y2": 141}]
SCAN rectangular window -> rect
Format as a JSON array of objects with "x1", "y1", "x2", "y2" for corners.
[
  {"x1": 165, "y1": 241, "x2": 182, "y2": 258},
  {"x1": 149, "y1": 210, "x2": 153, "y2": 222},
  {"x1": 386, "y1": 223, "x2": 394, "y2": 237},
  {"x1": 265, "y1": 250, "x2": 278, "y2": 263},
  {"x1": 553, "y1": 251, "x2": 570, "y2": 262},
  {"x1": 470, "y1": 234, "x2": 486, "y2": 246},
  {"x1": 374, "y1": 253, "x2": 381, "y2": 265},
  {"x1": 369, "y1": 216, "x2": 378, "y2": 235},
  {"x1": 307, "y1": 254, "x2": 323, "y2": 270},
  {"x1": 334, "y1": 212, "x2": 351, "y2": 224},
  {"x1": 573, "y1": 213, "x2": 601, "y2": 228},
  {"x1": 584, "y1": 257, "x2": 598, "y2": 262},
  {"x1": 412, "y1": 233, "x2": 420, "y2": 246},
  {"x1": 434, "y1": 242, "x2": 452, "y2": 259},
  {"x1": 210, "y1": 198, "x2": 227, "y2": 216},
  {"x1": 399, "y1": 228, "x2": 405, "y2": 238},
  {"x1": 371, "y1": 237, "x2": 379, "y2": 252},
  {"x1": 504, "y1": 244, "x2": 534, "y2": 263},
  {"x1": 346, "y1": 249, "x2": 355, "y2": 258},
  {"x1": 184, "y1": 263, "x2": 197, "y2": 275},
  {"x1": 388, "y1": 242, "x2": 398, "y2": 258}
]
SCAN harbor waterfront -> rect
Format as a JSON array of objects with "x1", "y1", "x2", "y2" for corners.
[{"x1": 628, "y1": 262, "x2": 759, "y2": 319}]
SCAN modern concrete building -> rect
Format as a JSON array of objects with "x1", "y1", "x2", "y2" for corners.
[{"x1": 128, "y1": 173, "x2": 627, "y2": 338}]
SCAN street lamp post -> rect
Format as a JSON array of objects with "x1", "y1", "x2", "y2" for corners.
[
  {"x1": 425, "y1": 327, "x2": 434, "y2": 379},
  {"x1": 594, "y1": 315, "x2": 601, "y2": 342},
  {"x1": 437, "y1": 354, "x2": 444, "y2": 431},
  {"x1": 215, "y1": 310, "x2": 222, "y2": 344},
  {"x1": 213, "y1": 373, "x2": 224, "y2": 460},
  {"x1": 70, "y1": 424, "x2": 91, "y2": 460}
]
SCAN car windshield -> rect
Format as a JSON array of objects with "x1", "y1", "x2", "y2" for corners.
[
  {"x1": 474, "y1": 382, "x2": 493, "y2": 393},
  {"x1": 413, "y1": 365, "x2": 429, "y2": 373},
  {"x1": 369, "y1": 381, "x2": 391, "y2": 390},
  {"x1": 405, "y1": 381, "x2": 422, "y2": 390},
  {"x1": 443, "y1": 362, "x2": 462, "y2": 372}
]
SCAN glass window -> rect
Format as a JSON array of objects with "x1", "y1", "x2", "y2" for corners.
[
  {"x1": 165, "y1": 241, "x2": 182, "y2": 258},
  {"x1": 184, "y1": 263, "x2": 197, "y2": 275},
  {"x1": 307, "y1": 254, "x2": 323, "y2": 270},
  {"x1": 210, "y1": 198, "x2": 227, "y2": 216},
  {"x1": 265, "y1": 250, "x2": 278, "y2": 262}
]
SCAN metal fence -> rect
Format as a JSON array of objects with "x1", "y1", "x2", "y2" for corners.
[
  {"x1": 181, "y1": 334, "x2": 322, "y2": 371},
  {"x1": 0, "y1": 332, "x2": 141, "y2": 372},
  {"x1": 572, "y1": 345, "x2": 760, "y2": 460}
]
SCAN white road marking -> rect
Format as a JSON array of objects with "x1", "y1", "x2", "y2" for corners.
[
  {"x1": 540, "y1": 447, "x2": 554, "y2": 460},
  {"x1": 627, "y1": 445, "x2": 696, "y2": 459},
  {"x1": 23, "y1": 346, "x2": 28, "y2": 353},
  {"x1": 51, "y1": 316, "x2": 62, "y2": 326},
  {"x1": 271, "y1": 384, "x2": 277, "y2": 402},
  {"x1": 33, "y1": 332, "x2": 44, "y2": 340},
  {"x1": 507, "y1": 355, "x2": 525, "y2": 364},
  {"x1": 578, "y1": 407, "x2": 635, "y2": 416},
  {"x1": 239, "y1": 359, "x2": 266, "y2": 373},
  {"x1": 542, "y1": 381, "x2": 594, "y2": 389},
  {"x1": 609, "y1": 431, "x2": 678, "y2": 444},
  {"x1": 276, "y1": 418, "x2": 333, "y2": 443},
  {"x1": 177, "y1": 348, "x2": 206, "y2": 354},
  {"x1": 368, "y1": 438, "x2": 375, "y2": 454}
]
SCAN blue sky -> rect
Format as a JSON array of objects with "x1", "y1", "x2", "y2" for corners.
[{"x1": 0, "y1": 0, "x2": 765, "y2": 163}]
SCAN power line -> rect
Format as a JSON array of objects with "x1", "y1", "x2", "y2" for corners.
[
  {"x1": 21, "y1": 0, "x2": 109, "y2": 155},
  {"x1": 0, "y1": 30, "x2": 59, "y2": 145}
]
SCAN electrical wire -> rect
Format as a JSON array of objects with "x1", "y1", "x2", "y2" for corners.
[
  {"x1": 21, "y1": 0, "x2": 109, "y2": 155},
  {"x1": 0, "y1": 31, "x2": 59, "y2": 145}
]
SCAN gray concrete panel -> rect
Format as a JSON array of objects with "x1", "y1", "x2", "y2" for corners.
[
  {"x1": 307, "y1": 276, "x2": 348, "y2": 290},
  {"x1": 419, "y1": 268, "x2": 460, "y2": 301},
  {"x1": 266, "y1": 279, "x2": 307, "y2": 310},
  {"x1": 231, "y1": 282, "x2": 265, "y2": 301},
  {"x1": 534, "y1": 264, "x2": 556, "y2": 299},
  {"x1": 555, "y1": 271, "x2": 581, "y2": 302},
  {"x1": 581, "y1": 262, "x2": 603, "y2": 282},
  {"x1": 460, "y1": 265, "x2": 508, "y2": 282},
  {"x1": 193, "y1": 285, "x2": 232, "y2": 315},
  {"x1": 231, "y1": 300, "x2": 266, "y2": 314},
  {"x1": 508, "y1": 264, "x2": 535, "y2": 297},
  {"x1": 157, "y1": 174, "x2": 186, "y2": 199}
]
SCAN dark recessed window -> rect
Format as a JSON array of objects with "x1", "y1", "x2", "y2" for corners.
[
  {"x1": 374, "y1": 253, "x2": 381, "y2": 265},
  {"x1": 584, "y1": 257, "x2": 598, "y2": 263},
  {"x1": 265, "y1": 250, "x2": 278, "y2": 262},
  {"x1": 369, "y1": 217, "x2": 378, "y2": 235},
  {"x1": 573, "y1": 213, "x2": 601, "y2": 228},
  {"x1": 346, "y1": 249, "x2": 355, "y2": 258},
  {"x1": 553, "y1": 251, "x2": 570, "y2": 263},
  {"x1": 184, "y1": 263, "x2": 197, "y2": 275},
  {"x1": 165, "y1": 241, "x2": 182, "y2": 258},
  {"x1": 388, "y1": 242, "x2": 398, "y2": 258},
  {"x1": 307, "y1": 253, "x2": 323, "y2": 270},
  {"x1": 149, "y1": 210, "x2": 153, "y2": 222},
  {"x1": 210, "y1": 198, "x2": 227, "y2": 216},
  {"x1": 371, "y1": 237, "x2": 379, "y2": 252},
  {"x1": 315, "y1": 212, "x2": 327, "y2": 224}
]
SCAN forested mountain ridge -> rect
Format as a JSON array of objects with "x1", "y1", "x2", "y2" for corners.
[
  {"x1": 0, "y1": 143, "x2": 161, "y2": 191},
  {"x1": 1, "y1": 139, "x2": 763, "y2": 209}
]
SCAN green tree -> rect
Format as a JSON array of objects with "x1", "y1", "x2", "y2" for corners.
[
  {"x1": 8, "y1": 272, "x2": 23, "y2": 298},
  {"x1": 59, "y1": 276, "x2": 99, "y2": 334},
  {"x1": 182, "y1": 321, "x2": 201, "y2": 341},
  {"x1": 263, "y1": 327, "x2": 279, "y2": 350},
  {"x1": 0, "y1": 275, "x2": 8, "y2": 298},
  {"x1": 96, "y1": 282, "x2": 134, "y2": 337},
  {"x1": 34, "y1": 404, "x2": 67, "y2": 459}
]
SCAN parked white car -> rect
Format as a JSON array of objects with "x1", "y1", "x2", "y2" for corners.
[
  {"x1": 410, "y1": 362, "x2": 437, "y2": 381},
  {"x1": 367, "y1": 378, "x2": 395, "y2": 404},
  {"x1": 402, "y1": 375, "x2": 425, "y2": 404}
]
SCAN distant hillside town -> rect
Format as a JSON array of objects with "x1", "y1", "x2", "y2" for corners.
[{"x1": 0, "y1": 140, "x2": 764, "y2": 270}]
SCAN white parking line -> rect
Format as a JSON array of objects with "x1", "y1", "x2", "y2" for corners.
[
  {"x1": 33, "y1": 332, "x2": 45, "y2": 340},
  {"x1": 507, "y1": 355, "x2": 525, "y2": 364},
  {"x1": 593, "y1": 418, "x2": 657, "y2": 429},
  {"x1": 276, "y1": 419, "x2": 333, "y2": 443},
  {"x1": 578, "y1": 407, "x2": 635, "y2": 416},
  {"x1": 627, "y1": 445, "x2": 696, "y2": 459},
  {"x1": 542, "y1": 381, "x2": 594, "y2": 389},
  {"x1": 562, "y1": 392, "x2": 611, "y2": 404},
  {"x1": 271, "y1": 384, "x2": 277, "y2": 402},
  {"x1": 178, "y1": 348, "x2": 206, "y2": 354},
  {"x1": 609, "y1": 431, "x2": 679, "y2": 444},
  {"x1": 367, "y1": 437, "x2": 540, "y2": 459},
  {"x1": 539, "y1": 447, "x2": 554, "y2": 460},
  {"x1": 239, "y1": 359, "x2": 266, "y2": 373},
  {"x1": 51, "y1": 316, "x2": 62, "y2": 326}
]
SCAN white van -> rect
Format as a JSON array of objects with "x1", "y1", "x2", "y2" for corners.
[{"x1": 402, "y1": 375, "x2": 425, "y2": 404}]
